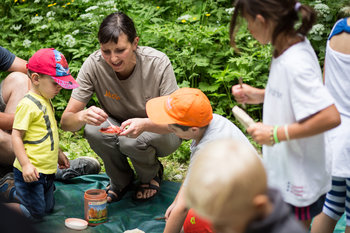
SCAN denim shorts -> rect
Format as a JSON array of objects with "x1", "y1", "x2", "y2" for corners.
[{"x1": 13, "y1": 167, "x2": 55, "y2": 220}]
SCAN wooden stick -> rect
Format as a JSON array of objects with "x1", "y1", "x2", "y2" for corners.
[
  {"x1": 238, "y1": 77, "x2": 246, "y2": 109},
  {"x1": 106, "y1": 119, "x2": 114, "y2": 127},
  {"x1": 232, "y1": 106, "x2": 255, "y2": 129}
]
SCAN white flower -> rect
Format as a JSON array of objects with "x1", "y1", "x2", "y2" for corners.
[
  {"x1": 310, "y1": 23, "x2": 325, "y2": 36},
  {"x1": 63, "y1": 35, "x2": 76, "y2": 47},
  {"x1": 225, "y1": 7, "x2": 235, "y2": 15},
  {"x1": 97, "y1": 1, "x2": 115, "y2": 7},
  {"x1": 46, "y1": 11, "x2": 56, "y2": 18},
  {"x1": 314, "y1": 3, "x2": 330, "y2": 18},
  {"x1": 10, "y1": 24, "x2": 22, "y2": 31},
  {"x1": 80, "y1": 13, "x2": 94, "y2": 20},
  {"x1": 23, "y1": 39, "x2": 32, "y2": 48},
  {"x1": 87, "y1": 21, "x2": 98, "y2": 27},
  {"x1": 34, "y1": 0, "x2": 40, "y2": 3},
  {"x1": 177, "y1": 14, "x2": 192, "y2": 21},
  {"x1": 41, "y1": 24, "x2": 48, "y2": 30},
  {"x1": 29, "y1": 16, "x2": 43, "y2": 25},
  {"x1": 173, "y1": 174, "x2": 183, "y2": 180},
  {"x1": 82, "y1": 0, "x2": 89, "y2": 3},
  {"x1": 85, "y1": 6, "x2": 98, "y2": 12},
  {"x1": 72, "y1": 29, "x2": 79, "y2": 35},
  {"x1": 340, "y1": 6, "x2": 350, "y2": 16}
]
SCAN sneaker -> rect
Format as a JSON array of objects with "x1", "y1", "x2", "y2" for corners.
[
  {"x1": 55, "y1": 157, "x2": 101, "y2": 181},
  {"x1": 0, "y1": 172, "x2": 18, "y2": 202}
]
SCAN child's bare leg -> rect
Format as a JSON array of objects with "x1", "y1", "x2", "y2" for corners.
[
  {"x1": 0, "y1": 130, "x2": 15, "y2": 165},
  {"x1": 300, "y1": 219, "x2": 312, "y2": 231},
  {"x1": 310, "y1": 213, "x2": 337, "y2": 233},
  {"x1": 0, "y1": 72, "x2": 29, "y2": 166}
]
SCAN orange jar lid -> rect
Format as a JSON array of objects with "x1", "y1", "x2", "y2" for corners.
[{"x1": 84, "y1": 189, "x2": 107, "y2": 200}]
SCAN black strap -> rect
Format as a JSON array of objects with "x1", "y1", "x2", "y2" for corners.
[{"x1": 22, "y1": 94, "x2": 54, "y2": 151}]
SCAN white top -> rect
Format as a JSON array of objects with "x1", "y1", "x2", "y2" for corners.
[
  {"x1": 183, "y1": 114, "x2": 256, "y2": 186},
  {"x1": 263, "y1": 39, "x2": 334, "y2": 207},
  {"x1": 325, "y1": 22, "x2": 350, "y2": 177}
]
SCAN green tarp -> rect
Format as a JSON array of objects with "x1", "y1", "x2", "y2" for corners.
[
  {"x1": 35, "y1": 174, "x2": 180, "y2": 233},
  {"x1": 34, "y1": 174, "x2": 347, "y2": 233}
]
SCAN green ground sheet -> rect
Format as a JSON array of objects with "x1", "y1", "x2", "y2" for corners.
[
  {"x1": 34, "y1": 173, "x2": 347, "y2": 233},
  {"x1": 35, "y1": 174, "x2": 180, "y2": 233}
]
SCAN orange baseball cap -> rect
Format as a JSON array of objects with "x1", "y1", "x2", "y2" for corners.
[{"x1": 146, "y1": 88, "x2": 213, "y2": 127}]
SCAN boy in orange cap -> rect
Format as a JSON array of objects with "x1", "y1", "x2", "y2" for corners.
[{"x1": 146, "y1": 87, "x2": 255, "y2": 233}]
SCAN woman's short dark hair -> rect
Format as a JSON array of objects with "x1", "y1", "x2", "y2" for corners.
[{"x1": 98, "y1": 12, "x2": 137, "y2": 44}]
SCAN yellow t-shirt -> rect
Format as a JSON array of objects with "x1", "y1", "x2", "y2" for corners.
[{"x1": 13, "y1": 92, "x2": 59, "y2": 174}]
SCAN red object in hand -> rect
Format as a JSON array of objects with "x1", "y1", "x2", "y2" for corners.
[{"x1": 99, "y1": 125, "x2": 122, "y2": 135}]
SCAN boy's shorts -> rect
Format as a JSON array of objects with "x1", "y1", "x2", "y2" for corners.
[
  {"x1": 289, "y1": 194, "x2": 326, "y2": 221},
  {"x1": 13, "y1": 167, "x2": 55, "y2": 220},
  {"x1": 183, "y1": 208, "x2": 214, "y2": 233}
]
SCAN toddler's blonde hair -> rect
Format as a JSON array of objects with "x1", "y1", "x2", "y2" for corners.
[{"x1": 186, "y1": 139, "x2": 267, "y2": 225}]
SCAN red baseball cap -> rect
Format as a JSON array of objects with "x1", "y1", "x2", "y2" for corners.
[
  {"x1": 146, "y1": 88, "x2": 213, "y2": 127},
  {"x1": 27, "y1": 48, "x2": 79, "y2": 89}
]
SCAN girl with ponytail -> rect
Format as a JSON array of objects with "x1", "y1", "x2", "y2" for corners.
[{"x1": 230, "y1": 0, "x2": 341, "y2": 229}]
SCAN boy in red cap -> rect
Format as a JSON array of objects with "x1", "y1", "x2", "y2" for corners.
[
  {"x1": 146, "y1": 88, "x2": 255, "y2": 233},
  {"x1": 7, "y1": 48, "x2": 78, "y2": 220}
]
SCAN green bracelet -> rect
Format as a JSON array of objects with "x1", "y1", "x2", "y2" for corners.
[{"x1": 273, "y1": 125, "x2": 280, "y2": 144}]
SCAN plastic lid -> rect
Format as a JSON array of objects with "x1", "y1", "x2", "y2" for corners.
[{"x1": 65, "y1": 218, "x2": 88, "y2": 230}]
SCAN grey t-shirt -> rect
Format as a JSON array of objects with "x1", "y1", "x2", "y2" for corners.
[
  {"x1": 183, "y1": 114, "x2": 255, "y2": 185},
  {"x1": 72, "y1": 46, "x2": 178, "y2": 122}
]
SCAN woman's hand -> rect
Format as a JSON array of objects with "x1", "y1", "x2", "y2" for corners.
[
  {"x1": 80, "y1": 106, "x2": 108, "y2": 126},
  {"x1": 22, "y1": 163, "x2": 39, "y2": 183},
  {"x1": 247, "y1": 122, "x2": 274, "y2": 146},
  {"x1": 119, "y1": 118, "x2": 149, "y2": 138},
  {"x1": 231, "y1": 84, "x2": 265, "y2": 105}
]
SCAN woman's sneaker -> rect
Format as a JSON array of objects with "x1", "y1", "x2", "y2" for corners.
[{"x1": 55, "y1": 157, "x2": 101, "y2": 180}]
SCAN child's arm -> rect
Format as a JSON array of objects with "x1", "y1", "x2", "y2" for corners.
[
  {"x1": 232, "y1": 84, "x2": 265, "y2": 104},
  {"x1": 248, "y1": 104, "x2": 340, "y2": 145},
  {"x1": 12, "y1": 129, "x2": 39, "y2": 182},
  {"x1": 58, "y1": 149, "x2": 70, "y2": 169},
  {"x1": 164, "y1": 185, "x2": 189, "y2": 233}
]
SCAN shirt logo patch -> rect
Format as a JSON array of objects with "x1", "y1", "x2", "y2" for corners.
[{"x1": 105, "y1": 90, "x2": 121, "y2": 100}]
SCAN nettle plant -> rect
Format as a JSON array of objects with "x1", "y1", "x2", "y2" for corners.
[{"x1": 0, "y1": 0, "x2": 348, "y2": 123}]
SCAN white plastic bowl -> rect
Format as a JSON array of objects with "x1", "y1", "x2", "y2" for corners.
[{"x1": 65, "y1": 218, "x2": 88, "y2": 231}]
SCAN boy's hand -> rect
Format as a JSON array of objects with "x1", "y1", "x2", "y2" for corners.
[
  {"x1": 247, "y1": 123, "x2": 274, "y2": 146},
  {"x1": 58, "y1": 150, "x2": 70, "y2": 169},
  {"x1": 164, "y1": 202, "x2": 176, "y2": 221},
  {"x1": 22, "y1": 163, "x2": 40, "y2": 183},
  {"x1": 119, "y1": 118, "x2": 148, "y2": 138}
]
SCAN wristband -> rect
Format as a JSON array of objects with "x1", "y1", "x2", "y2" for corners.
[
  {"x1": 284, "y1": 125, "x2": 290, "y2": 141},
  {"x1": 273, "y1": 125, "x2": 279, "y2": 144}
]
